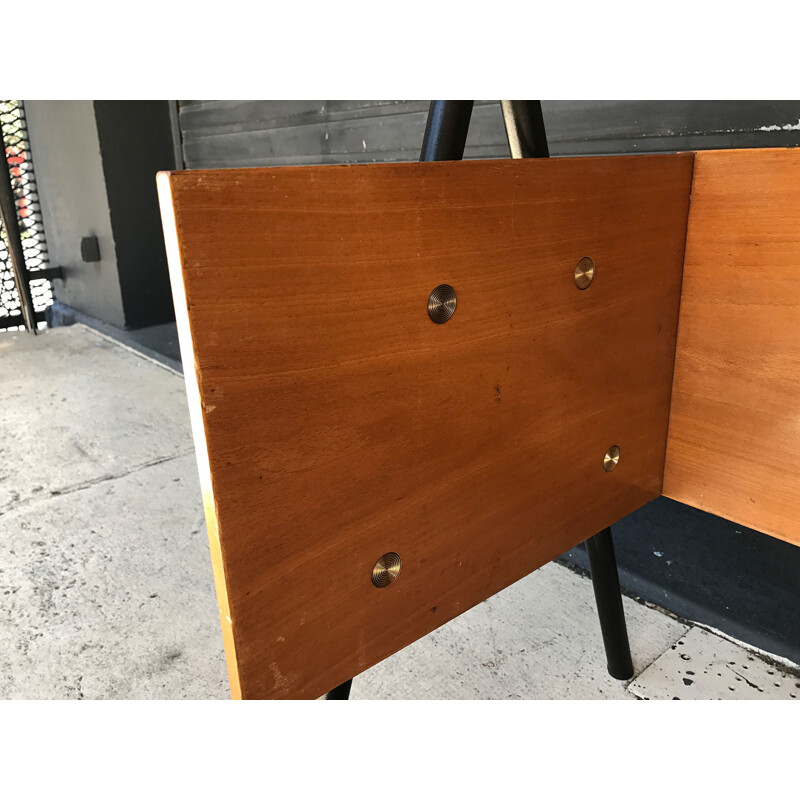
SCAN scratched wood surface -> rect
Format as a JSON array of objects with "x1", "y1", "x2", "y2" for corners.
[
  {"x1": 664, "y1": 148, "x2": 800, "y2": 546},
  {"x1": 158, "y1": 155, "x2": 693, "y2": 699}
]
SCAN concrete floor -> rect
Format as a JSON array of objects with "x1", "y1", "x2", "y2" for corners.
[{"x1": 1, "y1": 324, "x2": 797, "y2": 700}]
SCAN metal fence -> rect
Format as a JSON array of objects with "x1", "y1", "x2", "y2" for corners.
[{"x1": 1, "y1": 100, "x2": 53, "y2": 331}]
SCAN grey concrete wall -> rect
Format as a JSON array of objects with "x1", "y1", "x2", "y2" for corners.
[
  {"x1": 25, "y1": 101, "x2": 125, "y2": 328},
  {"x1": 178, "y1": 100, "x2": 800, "y2": 168}
]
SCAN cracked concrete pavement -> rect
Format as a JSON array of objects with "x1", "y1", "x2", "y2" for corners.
[{"x1": 1, "y1": 324, "x2": 795, "y2": 699}]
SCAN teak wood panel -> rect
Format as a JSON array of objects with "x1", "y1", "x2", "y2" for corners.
[
  {"x1": 664, "y1": 148, "x2": 800, "y2": 545},
  {"x1": 158, "y1": 155, "x2": 693, "y2": 699}
]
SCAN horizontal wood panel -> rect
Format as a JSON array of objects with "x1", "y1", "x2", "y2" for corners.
[
  {"x1": 664, "y1": 148, "x2": 800, "y2": 545},
  {"x1": 159, "y1": 155, "x2": 693, "y2": 698}
]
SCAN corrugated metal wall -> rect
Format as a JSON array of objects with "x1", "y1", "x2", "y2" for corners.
[{"x1": 178, "y1": 100, "x2": 800, "y2": 169}]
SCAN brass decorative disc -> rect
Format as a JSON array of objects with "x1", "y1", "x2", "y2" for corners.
[
  {"x1": 603, "y1": 445, "x2": 620, "y2": 472},
  {"x1": 574, "y1": 257, "x2": 595, "y2": 290},
  {"x1": 372, "y1": 552, "x2": 402, "y2": 588},
  {"x1": 427, "y1": 284, "x2": 457, "y2": 324}
]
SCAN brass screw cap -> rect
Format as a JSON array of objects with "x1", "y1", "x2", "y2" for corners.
[
  {"x1": 575, "y1": 257, "x2": 595, "y2": 290},
  {"x1": 372, "y1": 552, "x2": 402, "y2": 588},
  {"x1": 603, "y1": 445, "x2": 620, "y2": 472},
  {"x1": 428, "y1": 284, "x2": 457, "y2": 323}
]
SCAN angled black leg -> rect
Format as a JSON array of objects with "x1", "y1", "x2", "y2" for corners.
[
  {"x1": 324, "y1": 678, "x2": 352, "y2": 700},
  {"x1": 500, "y1": 101, "x2": 633, "y2": 682},
  {"x1": 420, "y1": 101, "x2": 474, "y2": 162},
  {"x1": 585, "y1": 527, "x2": 634, "y2": 680},
  {"x1": 321, "y1": 101, "x2": 478, "y2": 704}
]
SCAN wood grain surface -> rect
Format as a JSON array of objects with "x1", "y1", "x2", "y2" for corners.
[
  {"x1": 158, "y1": 155, "x2": 693, "y2": 699},
  {"x1": 664, "y1": 148, "x2": 800, "y2": 545}
]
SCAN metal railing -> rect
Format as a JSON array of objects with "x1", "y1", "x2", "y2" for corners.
[{"x1": 1, "y1": 100, "x2": 54, "y2": 332}]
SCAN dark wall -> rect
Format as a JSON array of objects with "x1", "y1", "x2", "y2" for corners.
[
  {"x1": 564, "y1": 499, "x2": 800, "y2": 665},
  {"x1": 94, "y1": 101, "x2": 177, "y2": 329},
  {"x1": 177, "y1": 100, "x2": 800, "y2": 167}
]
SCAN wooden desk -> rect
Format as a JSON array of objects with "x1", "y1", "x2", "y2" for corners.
[{"x1": 158, "y1": 148, "x2": 799, "y2": 699}]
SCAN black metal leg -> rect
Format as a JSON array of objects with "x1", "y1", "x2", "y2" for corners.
[
  {"x1": 585, "y1": 527, "x2": 634, "y2": 680},
  {"x1": 498, "y1": 101, "x2": 631, "y2": 679},
  {"x1": 420, "y1": 101, "x2": 474, "y2": 162},
  {"x1": 324, "y1": 101, "x2": 473, "y2": 702},
  {"x1": 324, "y1": 678, "x2": 353, "y2": 700}
]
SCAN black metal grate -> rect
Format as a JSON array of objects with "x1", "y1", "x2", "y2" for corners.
[{"x1": 1, "y1": 100, "x2": 52, "y2": 331}]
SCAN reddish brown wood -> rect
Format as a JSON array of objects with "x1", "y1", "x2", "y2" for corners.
[
  {"x1": 664, "y1": 148, "x2": 800, "y2": 546},
  {"x1": 158, "y1": 155, "x2": 693, "y2": 699}
]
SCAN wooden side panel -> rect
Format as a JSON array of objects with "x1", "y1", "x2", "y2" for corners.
[
  {"x1": 664, "y1": 148, "x2": 800, "y2": 545},
  {"x1": 158, "y1": 155, "x2": 693, "y2": 699}
]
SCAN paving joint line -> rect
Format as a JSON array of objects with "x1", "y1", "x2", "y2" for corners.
[{"x1": 0, "y1": 449, "x2": 196, "y2": 515}]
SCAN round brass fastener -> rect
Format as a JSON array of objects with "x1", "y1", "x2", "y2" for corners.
[
  {"x1": 603, "y1": 445, "x2": 620, "y2": 472},
  {"x1": 372, "y1": 552, "x2": 402, "y2": 588},
  {"x1": 428, "y1": 284, "x2": 457, "y2": 324},
  {"x1": 574, "y1": 257, "x2": 595, "y2": 290}
]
